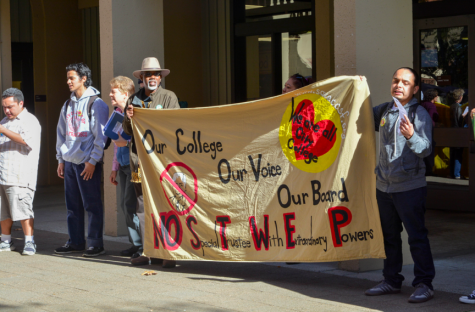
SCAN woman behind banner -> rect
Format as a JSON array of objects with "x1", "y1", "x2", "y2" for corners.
[
  {"x1": 108, "y1": 76, "x2": 143, "y2": 259},
  {"x1": 282, "y1": 73, "x2": 313, "y2": 94}
]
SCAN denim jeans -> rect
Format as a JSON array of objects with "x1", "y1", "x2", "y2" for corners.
[
  {"x1": 117, "y1": 165, "x2": 142, "y2": 251},
  {"x1": 64, "y1": 161, "x2": 103, "y2": 249},
  {"x1": 133, "y1": 183, "x2": 145, "y2": 242},
  {"x1": 450, "y1": 147, "x2": 463, "y2": 178},
  {"x1": 376, "y1": 187, "x2": 435, "y2": 290}
]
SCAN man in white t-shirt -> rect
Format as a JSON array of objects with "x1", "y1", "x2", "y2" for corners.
[{"x1": 0, "y1": 88, "x2": 41, "y2": 255}]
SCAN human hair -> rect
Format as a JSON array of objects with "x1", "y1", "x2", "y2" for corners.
[
  {"x1": 424, "y1": 89, "x2": 438, "y2": 102},
  {"x1": 451, "y1": 89, "x2": 465, "y2": 101},
  {"x1": 66, "y1": 63, "x2": 92, "y2": 87},
  {"x1": 393, "y1": 67, "x2": 420, "y2": 86},
  {"x1": 289, "y1": 73, "x2": 311, "y2": 89},
  {"x1": 2, "y1": 88, "x2": 24, "y2": 104},
  {"x1": 110, "y1": 76, "x2": 135, "y2": 96}
]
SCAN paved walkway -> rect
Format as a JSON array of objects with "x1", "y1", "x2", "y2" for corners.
[
  {"x1": 0, "y1": 186, "x2": 474, "y2": 311},
  {"x1": 0, "y1": 229, "x2": 466, "y2": 312}
]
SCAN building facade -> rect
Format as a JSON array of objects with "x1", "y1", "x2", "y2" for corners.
[{"x1": 0, "y1": 0, "x2": 472, "y2": 254}]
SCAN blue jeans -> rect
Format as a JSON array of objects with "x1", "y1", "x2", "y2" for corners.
[
  {"x1": 450, "y1": 147, "x2": 463, "y2": 178},
  {"x1": 376, "y1": 187, "x2": 435, "y2": 290},
  {"x1": 64, "y1": 161, "x2": 103, "y2": 249}
]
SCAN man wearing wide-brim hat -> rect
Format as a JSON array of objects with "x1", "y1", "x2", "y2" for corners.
[{"x1": 122, "y1": 57, "x2": 179, "y2": 268}]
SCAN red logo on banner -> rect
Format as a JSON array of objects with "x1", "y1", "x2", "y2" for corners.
[{"x1": 159, "y1": 162, "x2": 198, "y2": 215}]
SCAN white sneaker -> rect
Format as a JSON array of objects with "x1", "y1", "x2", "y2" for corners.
[
  {"x1": 0, "y1": 241, "x2": 15, "y2": 252},
  {"x1": 460, "y1": 290, "x2": 475, "y2": 304},
  {"x1": 22, "y1": 241, "x2": 36, "y2": 256}
]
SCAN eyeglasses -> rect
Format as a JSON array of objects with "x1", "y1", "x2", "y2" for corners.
[{"x1": 143, "y1": 72, "x2": 161, "y2": 78}]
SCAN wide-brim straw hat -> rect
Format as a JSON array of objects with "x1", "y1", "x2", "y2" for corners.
[{"x1": 133, "y1": 57, "x2": 170, "y2": 79}]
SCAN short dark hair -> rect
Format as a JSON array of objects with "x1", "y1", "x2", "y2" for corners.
[
  {"x1": 66, "y1": 63, "x2": 92, "y2": 87},
  {"x1": 2, "y1": 88, "x2": 24, "y2": 103},
  {"x1": 393, "y1": 67, "x2": 420, "y2": 87},
  {"x1": 424, "y1": 88, "x2": 438, "y2": 102},
  {"x1": 289, "y1": 73, "x2": 311, "y2": 89}
]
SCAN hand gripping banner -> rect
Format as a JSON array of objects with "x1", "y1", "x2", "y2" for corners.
[{"x1": 132, "y1": 76, "x2": 386, "y2": 262}]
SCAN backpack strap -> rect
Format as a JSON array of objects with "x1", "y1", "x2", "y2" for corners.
[{"x1": 87, "y1": 95, "x2": 99, "y2": 120}]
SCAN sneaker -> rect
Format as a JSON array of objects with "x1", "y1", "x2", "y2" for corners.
[
  {"x1": 22, "y1": 241, "x2": 36, "y2": 256},
  {"x1": 408, "y1": 283, "x2": 434, "y2": 303},
  {"x1": 54, "y1": 244, "x2": 84, "y2": 254},
  {"x1": 120, "y1": 246, "x2": 140, "y2": 257},
  {"x1": 83, "y1": 246, "x2": 105, "y2": 257},
  {"x1": 365, "y1": 280, "x2": 401, "y2": 296},
  {"x1": 0, "y1": 241, "x2": 15, "y2": 252},
  {"x1": 459, "y1": 290, "x2": 475, "y2": 304}
]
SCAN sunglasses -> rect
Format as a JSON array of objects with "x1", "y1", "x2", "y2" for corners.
[{"x1": 143, "y1": 72, "x2": 161, "y2": 78}]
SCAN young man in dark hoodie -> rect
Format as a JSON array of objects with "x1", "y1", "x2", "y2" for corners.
[
  {"x1": 363, "y1": 68, "x2": 435, "y2": 303},
  {"x1": 54, "y1": 63, "x2": 109, "y2": 257}
]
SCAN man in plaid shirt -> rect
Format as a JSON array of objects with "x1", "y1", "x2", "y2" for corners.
[{"x1": 0, "y1": 88, "x2": 41, "y2": 255}]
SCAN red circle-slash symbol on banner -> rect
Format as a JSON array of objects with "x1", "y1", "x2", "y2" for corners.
[{"x1": 159, "y1": 162, "x2": 198, "y2": 215}]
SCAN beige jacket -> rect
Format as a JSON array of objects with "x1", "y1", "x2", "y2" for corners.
[{"x1": 123, "y1": 86, "x2": 180, "y2": 182}]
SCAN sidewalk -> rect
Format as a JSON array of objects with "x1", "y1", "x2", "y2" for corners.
[{"x1": 0, "y1": 186, "x2": 474, "y2": 311}]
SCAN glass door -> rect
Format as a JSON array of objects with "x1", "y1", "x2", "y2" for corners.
[
  {"x1": 233, "y1": 0, "x2": 314, "y2": 102},
  {"x1": 414, "y1": 15, "x2": 475, "y2": 210}
]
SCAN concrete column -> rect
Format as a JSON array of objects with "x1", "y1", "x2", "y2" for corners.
[
  {"x1": 334, "y1": 0, "x2": 414, "y2": 272},
  {"x1": 0, "y1": 0, "x2": 12, "y2": 105},
  {"x1": 99, "y1": 0, "x2": 165, "y2": 236}
]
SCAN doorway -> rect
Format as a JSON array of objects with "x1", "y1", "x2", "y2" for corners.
[
  {"x1": 11, "y1": 42, "x2": 34, "y2": 114},
  {"x1": 233, "y1": 0, "x2": 315, "y2": 102},
  {"x1": 414, "y1": 15, "x2": 475, "y2": 210}
]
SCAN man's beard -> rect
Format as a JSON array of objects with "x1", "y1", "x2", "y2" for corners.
[{"x1": 147, "y1": 79, "x2": 158, "y2": 91}]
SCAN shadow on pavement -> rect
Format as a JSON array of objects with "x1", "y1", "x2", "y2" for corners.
[{"x1": 3, "y1": 226, "x2": 467, "y2": 312}]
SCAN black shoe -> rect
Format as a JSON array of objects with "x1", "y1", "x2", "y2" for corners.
[
  {"x1": 131, "y1": 252, "x2": 141, "y2": 259},
  {"x1": 83, "y1": 247, "x2": 105, "y2": 257},
  {"x1": 54, "y1": 244, "x2": 85, "y2": 254},
  {"x1": 120, "y1": 246, "x2": 140, "y2": 257}
]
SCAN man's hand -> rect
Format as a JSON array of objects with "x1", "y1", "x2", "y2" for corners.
[
  {"x1": 126, "y1": 103, "x2": 134, "y2": 119},
  {"x1": 113, "y1": 133, "x2": 127, "y2": 147},
  {"x1": 400, "y1": 114, "x2": 414, "y2": 140},
  {"x1": 57, "y1": 163, "x2": 65, "y2": 179},
  {"x1": 471, "y1": 108, "x2": 475, "y2": 120},
  {"x1": 80, "y1": 162, "x2": 96, "y2": 181},
  {"x1": 110, "y1": 171, "x2": 118, "y2": 185}
]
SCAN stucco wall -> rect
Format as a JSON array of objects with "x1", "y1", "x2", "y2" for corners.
[
  {"x1": 334, "y1": 0, "x2": 414, "y2": 272},
  {"x1": 100, "y1": 0, "x2": 165, "y2": 236},
  {"x1": 355, "y1": 0, "x2": 413, "y2": 106}
]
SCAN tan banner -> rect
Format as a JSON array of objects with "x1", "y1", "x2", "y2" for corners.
[{"x1": 133, "y1": 76, "x2": 385, "y2": 262}]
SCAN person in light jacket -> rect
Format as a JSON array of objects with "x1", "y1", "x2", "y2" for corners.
[
  {"x1": 54, "y1": 63, "x2": 109, "y2": 257},
  {"x1": 363, "y1": 68, "x2": 435, "y2": 304}
]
